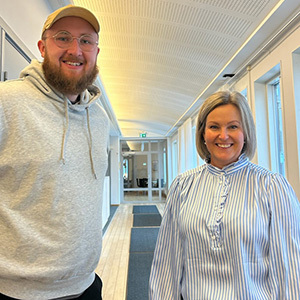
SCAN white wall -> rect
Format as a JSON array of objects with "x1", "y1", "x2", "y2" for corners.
[
  {"x1": 102, "y1": 176, "x2": 110, "y2": 229},
  {"x1": 0, "y1": 0, "x2": 52, "y2": 59},
  {"x1": 229, "y1": 26, "x2": 300, "y2": 199},
  {"x1": 110, "y1": 136, "x2": 121, "y2": 205}
]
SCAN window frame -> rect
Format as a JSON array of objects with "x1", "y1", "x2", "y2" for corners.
[{"x1": 266, "y1": 75, "x2": 286, "y2": 175}]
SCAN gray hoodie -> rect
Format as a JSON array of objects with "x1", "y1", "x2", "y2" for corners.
[{"x1": 0, "y1": 60, "x2": 109, "y2": 299}]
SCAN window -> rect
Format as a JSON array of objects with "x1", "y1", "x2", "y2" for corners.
[
  {"x1": 191, "y1": 126, "x2": 197, "y2": 168},
  {"x1": 163, "y1": 146, "x2": 167, "y2": 188},
  {"x1": 254, "y1": 64, "x2": 286, "y2": 175},
  {"x1": 191, "y1": 126, "x2": 205, "y2": 167},
  {"x1": 172, "y1": 140, "x2": 178, "y2": 181},
  {"x1": 241, "y1": 88, "x2": 248, "y2": 99},
  {"x1": 292, "y1": 49, "x2": 300, "y2": 164},
  {"x1": 273, "y1": 80, "x2": 285, "y2": 175},
  {"x1": 123, "y1": 158, "x2": 129, "y2": 180},
  {"x1": 267, "y1": 76, "x2": 285, "y2": 176}
]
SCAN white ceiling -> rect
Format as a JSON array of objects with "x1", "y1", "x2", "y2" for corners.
[{"x1": 69, "y1": 0, "x2": 300, "y2": 138}]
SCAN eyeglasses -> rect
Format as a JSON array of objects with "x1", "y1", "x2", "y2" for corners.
[{"x1": 48, "y1": 31, "x2": 98, "y2": 52}]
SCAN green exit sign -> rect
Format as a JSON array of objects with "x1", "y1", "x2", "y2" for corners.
[{"x1": 140, "y1": 133, "x2": 147, "y2": 138}]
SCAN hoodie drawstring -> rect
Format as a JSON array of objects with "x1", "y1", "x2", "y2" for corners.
[
  {"x1": 86, "y1": 107, "x2": 97, "y2": 179},
  {"x1": 61, "y1": 98, "x2": 70, "y2": 165},
  {"x1": 60, "y1": 97, "x2": 97, "y2": 179}
]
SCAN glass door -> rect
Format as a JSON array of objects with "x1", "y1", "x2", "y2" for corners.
[{"x1": 121, "y1": 140, "x2": 167, "y2": 203}]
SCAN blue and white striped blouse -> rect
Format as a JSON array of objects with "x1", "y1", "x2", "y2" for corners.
[{"x1": 149, "y1": 155, "x2": 300, "y2": 299}]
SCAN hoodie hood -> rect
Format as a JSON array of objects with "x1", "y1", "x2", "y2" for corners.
[{"x1": 20, "y1": 59, "x2": 103, "y2": 178}]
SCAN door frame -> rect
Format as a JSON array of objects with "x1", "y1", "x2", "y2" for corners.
[{"x1": 120, "y1": 139, "x2": 167, "y2": 203}]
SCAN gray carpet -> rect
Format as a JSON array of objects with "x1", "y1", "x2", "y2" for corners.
[
  {"x1": 126, "y1": 206, "x2": 161, "y2": 300},
  {"x1": 130, "y1": 227, "x2": 159, "y2": 252},
  {"x1": 132, "y1": 205, "x2": 159, "y2": 214},
  {"x1": 126, "y1": 252, "x2": 154, "y2": 300},
  {"x1": 133, "y1": 213, "x2": 162, "y2": 227}
]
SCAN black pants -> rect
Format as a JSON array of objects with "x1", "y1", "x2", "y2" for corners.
[{"x1": 0, "y1": 274, "x2": 103, "y2": 300}]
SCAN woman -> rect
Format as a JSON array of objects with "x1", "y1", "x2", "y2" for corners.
[{"x1": 149, "y1": 90, "x2": 300, "y2": 299}]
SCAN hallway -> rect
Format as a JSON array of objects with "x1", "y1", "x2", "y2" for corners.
[{"x1": 96, "y1": 203, "x2": 165, "y2": 300}]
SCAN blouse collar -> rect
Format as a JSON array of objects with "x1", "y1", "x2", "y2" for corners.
[{"x1": 206, "y1": 153, "x2": 249, "y2": 176}]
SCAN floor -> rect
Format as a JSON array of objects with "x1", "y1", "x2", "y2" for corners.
[{"x1": 95, "y1": 203, "x2": 165, "y2": 300}]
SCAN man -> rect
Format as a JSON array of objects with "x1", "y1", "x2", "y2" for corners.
[{"x1": 0, "y1": 5, "x2": 109, "y2": 300}]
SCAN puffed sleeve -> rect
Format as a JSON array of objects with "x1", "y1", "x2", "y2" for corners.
[
  {"x1": 149, "y1": 176, "x2": 184, "y2": 300},
  {"x1": 268, "y1": 174, "x2": 300, "y2": 299}
]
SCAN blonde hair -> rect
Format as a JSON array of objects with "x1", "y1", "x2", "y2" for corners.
[{"x1": 196, "y1": 90, "x2": 257, "y2": 161}]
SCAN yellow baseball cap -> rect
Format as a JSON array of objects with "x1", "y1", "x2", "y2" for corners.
[{"x1": 42, "y1": 4, "x2": 100, "y2": 36}]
